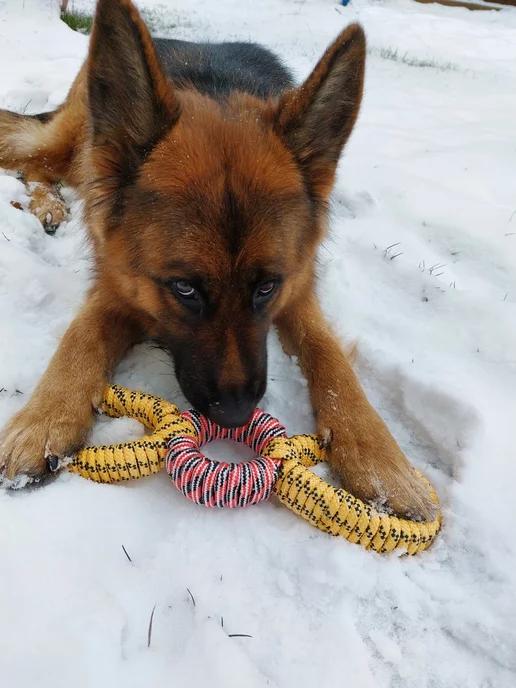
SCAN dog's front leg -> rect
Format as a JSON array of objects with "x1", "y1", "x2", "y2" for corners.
[
  {"x1": 275, "y1": 292, "x2": 436, "y2": 520},
  {"x1": 0, "y1": 287, "x2": 141, "y2": 480}
]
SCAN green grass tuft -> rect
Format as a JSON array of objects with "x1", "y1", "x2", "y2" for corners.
[
  {"x1": 60, "y1": 5, "x2": 177, "y2": 37},
  {"x1": 61, "y1": 10, "x2": 93, "y2": 34}
]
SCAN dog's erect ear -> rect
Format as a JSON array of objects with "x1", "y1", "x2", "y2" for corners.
[
  {"x1": 274, "y1": 24, "x2": 365, "y2": 200},
  {"x1": 87, "y1": 0, "x2": 179, "y2": 176}
]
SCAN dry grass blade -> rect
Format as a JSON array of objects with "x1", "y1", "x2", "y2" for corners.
[
  {"x1": 186, "y1": 588, "x2": 196, "y2": 607},
  {"x1": 147, "y1": 604, "x2": 156, "y2": 648}
]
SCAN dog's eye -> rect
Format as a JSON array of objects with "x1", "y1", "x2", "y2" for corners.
[
  {"x1": 175, "y1": 280, "x2": 196, "y2": 298},
  {"x1": 170, "y1": 280, "x2": 202, "y2": 312},
  {"x1": 253, "y1": 280, "x2": 278, "y2": 309}
]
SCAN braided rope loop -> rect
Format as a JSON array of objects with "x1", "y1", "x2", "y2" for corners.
[
  {"x1": 69, "y1": 386, "x2": 442, "y2": 554},
  {"x1": 165, "y1": 408, "x2": 284, "y2": 508}
]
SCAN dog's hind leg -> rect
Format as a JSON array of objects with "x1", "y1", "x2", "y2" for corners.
[
  {"x1": 27, "y1": 184, "x2": 67, "y2": 234},
  {"x1": 0, "y1": 72, "x2": 86, "y2": 230},
  {"x1": 0, "y1": 109, "x2": 73, "y2": 231},
  {"x1": 24, "y1": 175, "x2": 68, "y2": 235}
]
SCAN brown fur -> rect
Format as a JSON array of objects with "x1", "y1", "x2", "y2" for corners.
[{"x1": 0, "y1": 0, "x2": 435, "y2": 519}]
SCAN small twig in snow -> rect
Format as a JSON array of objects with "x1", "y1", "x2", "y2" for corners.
[
  {"x1": 228, "y1": 634, "x2": 253, "y2": 639},
  {"x1": 121, "y1": 544, "x2": 132, "y2": 563},
  {"x1": 384, "y1": 242, "x2": 401, "y2": 259},
  {"x1": 186, "y1": 587, "x2": 196, "y2": 607},
  {"x1": 2, "y1": 232, "x2": 10, "y2": 241},
  {"x1": 221, "y1": 616, "x2": 224, "y2": 628},
  {"x1": 428, "y1": 263, "x2": 446, "y2": 277},
  {"x1": 147, "y1": 604, "x2": 156, "y2": 648},
  {"x1": 389, "y1": 251, "x2": 403, "y2": 260}
]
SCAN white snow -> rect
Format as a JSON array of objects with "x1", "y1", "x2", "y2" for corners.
[{"x1": 1, "y1": 0, "x2": 515, "y2": 686}]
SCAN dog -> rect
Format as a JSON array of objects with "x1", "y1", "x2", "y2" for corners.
[{"x1": 0, "y1": 0, "x2": 435, "y2": 519}]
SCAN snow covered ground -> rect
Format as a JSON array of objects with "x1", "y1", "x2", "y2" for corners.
[{"x1": 1, "y1": 0, "x2": 515, "y2": 685}]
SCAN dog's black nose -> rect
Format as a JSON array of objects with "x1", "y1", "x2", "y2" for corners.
[{"x1": 207, "y1": 390, "x2": 257, "y2": 428}]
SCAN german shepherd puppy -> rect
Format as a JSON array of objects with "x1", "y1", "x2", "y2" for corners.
[{"x1": 0, "y1": 0, "x2": 434, "y2": 519}]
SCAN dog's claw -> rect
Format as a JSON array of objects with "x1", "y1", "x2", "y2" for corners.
[
  {"x1": 45, "y1": 224, "x2": 59, "y2": 235},
  {"x1": 47, "y1": 455, "x2": 60, "y2": 472},
  {"x1": 320, "y1": 427, "x2": 333, "y2": 448},
  {"x1": 43, "y1": 213, "x2": 60, "y2": 235}
]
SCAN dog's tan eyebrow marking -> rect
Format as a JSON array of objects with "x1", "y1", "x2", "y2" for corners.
[
  {"x1": 151, "y1": 262, "x2": 209, "y2": 285},
  {"x1": 164, "y1": 260, "x2": 200, "y2": 274}
]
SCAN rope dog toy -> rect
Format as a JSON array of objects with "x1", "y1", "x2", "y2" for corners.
[{"x1": 70, "y1": 385, "x2": 441, "y2": 554}]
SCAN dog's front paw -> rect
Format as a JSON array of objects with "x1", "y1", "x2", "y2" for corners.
[
  {"x1": 0, "y1": 398, "x2": 92, "y2": 483},
  {"x1": 322, "y1": 418, "x2": 438, "y2": 522}
]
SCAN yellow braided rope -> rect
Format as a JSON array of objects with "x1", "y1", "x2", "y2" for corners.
[
  {"x1": 70, "y1": 385, "x2": 441, "y2": 554},
  {"x1": 71, "y1": 386, "x2": 178, "y2": 482}
]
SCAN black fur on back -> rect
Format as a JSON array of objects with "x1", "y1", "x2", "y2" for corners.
[{"x1": 153, "y1": 38, "x2": 294, "y2": 99}]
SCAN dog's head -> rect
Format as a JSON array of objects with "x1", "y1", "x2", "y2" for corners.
[{"x1": 86, "y1": 0, "x2": 365, "y2": 426}]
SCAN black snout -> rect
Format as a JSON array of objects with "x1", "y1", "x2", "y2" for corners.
[
  {"x1": 170, "y1": 327, "x2": 268, "y2": 429},
  {"x1": 206, "y1": 384, "x2": 263, "y2": 428}
]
